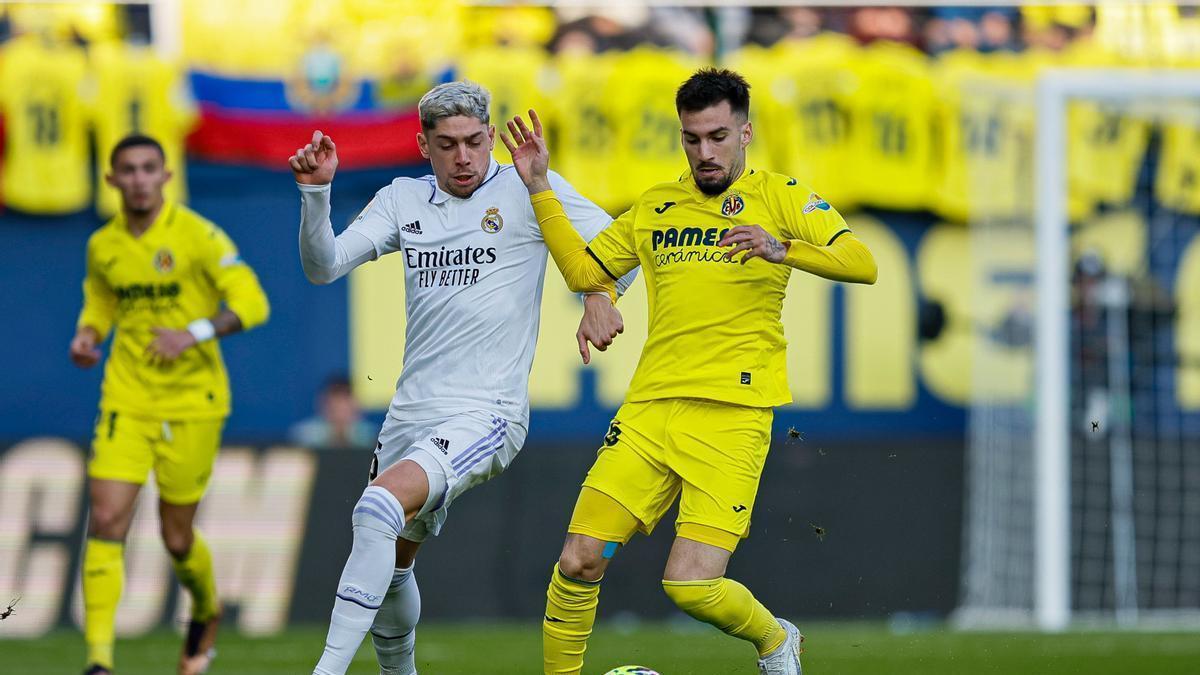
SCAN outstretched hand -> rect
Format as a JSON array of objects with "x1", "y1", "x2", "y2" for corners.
[
  {"x1": 499, "y1": 110, "x2": 551, "y2": 194},
  {"x1": 289, "y1": 130, "x2": 338, "y2": 185}
]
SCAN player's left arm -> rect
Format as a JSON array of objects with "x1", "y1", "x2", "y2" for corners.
[
  {"x1": 546, "y1": 170, "x2": 640, "y2": 296},
  {"x1": 146, "y1": 225, "x2": 270, "y2": 363},
  {"x1": 718, "y1": 181, "x2": 877, "y2": 284},
  {"x1": 73, "y1": 240, "x2": 117, "y2": 369},
  {"x1": 544, "y1": 170, "x2": 636, "y2": 363},
  {"x1": 502, "y1": 110, "x2": 618, "y2": 299}
]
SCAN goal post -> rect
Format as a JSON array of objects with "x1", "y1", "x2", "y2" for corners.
[
  {"x1": 958, "y1": 68, "x2": 1200, "y2": 631},
  {"x1": 1036, "y1": 70, "x2": 1200, "y2": 631}
]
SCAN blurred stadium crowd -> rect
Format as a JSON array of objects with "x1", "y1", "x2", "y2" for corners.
[{"x1": 2, "y1": 1, "x2": 1198, "y2": 226}]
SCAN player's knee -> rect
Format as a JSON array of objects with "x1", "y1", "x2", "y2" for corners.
[
  {"x1": 557, "y1": 545, "x2": 606, "y2": 582},
  {"x1": 370, "y1": 459, "x2": 431, "y2": 523},
  {"x1": 352, "y1": 485, "x2": 405, "y2": 538},
  {"x1": 160, "y1": 523, "x2": 194, "y2": 559},
  {"x1": 88, "y1": 504, "x2": 130, "y2": 541}
]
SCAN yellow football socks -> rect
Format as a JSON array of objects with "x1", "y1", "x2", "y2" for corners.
[
  {"x1": 82, "y1": 538, "x2": 124, "y2": 669},
  {"x1": 543, "y1": 563, "x2": 601, "y2": 674},
  {"x1": 662, "y1": 577, "x2": 786, "y2": 657},
  {"x1": 171, "y1": 529, "x2": 219, "y2": 621}
]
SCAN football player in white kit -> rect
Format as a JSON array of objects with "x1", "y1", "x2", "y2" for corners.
[{"x1": 290, "y1": 82, "x2": 635, "y2": 675}]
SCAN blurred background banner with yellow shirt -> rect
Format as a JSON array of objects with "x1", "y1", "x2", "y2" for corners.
[{"x1": 3, "y1": 0, "x2": 1200, "y2": 652}]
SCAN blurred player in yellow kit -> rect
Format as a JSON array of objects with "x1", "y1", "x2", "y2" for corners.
[
  {"x1": 69, "y1": 135, "x2": 270, "y2": 675},
  {"x1": 501, "y1": 70, "x2": 877, "y2": 674}
]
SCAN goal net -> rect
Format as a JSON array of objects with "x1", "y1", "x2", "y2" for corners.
[{"x1": 956, "y1": 69, "x2": 1200, "y2": 630}]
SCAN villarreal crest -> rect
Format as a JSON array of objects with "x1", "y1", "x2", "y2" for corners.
[
  {"x1": 721, "y1": 193, "x2": 745, "y2": 217},
  {"x1": 153, "y1": 248, "x2": 175, "y2": 274}
]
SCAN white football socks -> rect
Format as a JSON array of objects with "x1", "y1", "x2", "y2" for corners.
[
  {"x1": 313, "y1": 486, "x2": 404, "y2": 675},
  {"x1": 372, "y1": 564, "x2": 421, "y2": 675}
]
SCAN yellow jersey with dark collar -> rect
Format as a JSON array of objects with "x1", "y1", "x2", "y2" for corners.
[
  {"x1": 78, "y1": 203, "x2": 269, "y2": 420},
  {"x1": 586, "y1": 169, "x2": 849, "y2": 408}
]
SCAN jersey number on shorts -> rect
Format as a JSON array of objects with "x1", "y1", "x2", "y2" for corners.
[
  {"x1": 368, "y1": 449, "x2": 380, "y2": 482},
  {"x1": 602, "y1": 421, "x2": 622, "y2": 448}
]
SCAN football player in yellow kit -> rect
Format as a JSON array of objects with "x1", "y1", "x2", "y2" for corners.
[
  {"x1": 70, "y1": 135, "x2": 269, "y2": 675},
  {"x1": 501, "y1": 69, "x2": 877, "y2": 675}
]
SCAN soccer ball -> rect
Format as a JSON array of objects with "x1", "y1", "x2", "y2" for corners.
[{"x1": 602, "y1": 668, "x2": 660, "y2": 675}]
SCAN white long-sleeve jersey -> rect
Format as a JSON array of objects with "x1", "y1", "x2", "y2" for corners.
[{"x1": 298, "y1": 160, "x2": 634, "y2": 426}]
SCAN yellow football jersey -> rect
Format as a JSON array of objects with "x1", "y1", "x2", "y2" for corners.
[
  {"x1": 930, "y1": 49, "x2": 985, "y2": 222},
  {"x1": 1062, "y1": 39, "x2": 1149, "y2": 214},
  {"x1": 607, "y1": 48, "x2": 699, "y2": 208},
  {"x1": 850, "y1": 41, "x2": 936, "y2": 211},
  {"x1": 459, "y1": 4, "x2": 556, "y2": 49},
  {"x1": 458, "y1": 44, "x2": 554, "y2": 165},
  {"x1": 722, "y1": 44, "x2": 778, "y2": 174},
  {"x1": 78, "y1": 204, "x2": 270, "y2": 421},
  {"x1": 586, "y1": 169, "x2": 849, "y2": 408},
  {"x1": 1156, "y1": 114, "x2": 1200, "y2": 214},
  {"x1": 6, "y1": 2, "x2": 121, "y2": 43},
  {"x1": 768, "y1": 35, "x2": 861, "y2": 208},
  {"x1": 0, "y1": 35, "x2": 91, "y2": 214},
  {"x1": 551, "y1": 52, "x2": 623, "y2": 211},
  {"x1": 931, "y1": 49, "x2": 1038, "y2": 223},
  {"x1": 92, "y1": 42, "x2": 198, "y2": 218},
  {"x1": 183, "y1": 0, "x2": 296, "y2": 76}
]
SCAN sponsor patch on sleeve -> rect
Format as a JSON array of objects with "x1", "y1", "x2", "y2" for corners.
[
  {"x1": 802, "y1": 193, "x2": 831, "y2": 214},
  {"x1": 354, "y1": 197, "x2": 377, "y2": 223}
]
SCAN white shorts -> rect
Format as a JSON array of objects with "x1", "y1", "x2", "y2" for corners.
[{"x1": 370, "y1": 410, "x2": 527, "y2": 542}]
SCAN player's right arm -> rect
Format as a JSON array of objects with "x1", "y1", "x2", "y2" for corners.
[
  {"x1": 290, "y1": 130, "x2": 401, "y2": 284},
  {"x1": 501, "y1": 110, "x2": 625, "y2": 300},
  {"x1": 72, "y1": 239, "x2": 115, "y2": 369}
]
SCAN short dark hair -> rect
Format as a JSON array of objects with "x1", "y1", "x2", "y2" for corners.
[
  {"x1": 109, "y1": 134, "x2": 165, "y2": 168},
  {"x1": 321, "y1": 374, "x2": 354, "y2": 397},
  {"x1": 675, "y1": 68, "x2": 751, "y2": 119}
]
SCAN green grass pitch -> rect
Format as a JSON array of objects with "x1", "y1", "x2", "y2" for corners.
[{"x1": 10, "y1": 622, "x2": 1200, "y2": 674}]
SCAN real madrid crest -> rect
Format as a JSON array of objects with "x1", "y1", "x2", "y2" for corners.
[
  {"x1": 721, "y1": 193, "x2": 745, "y2": 217},
  {"x1": 481, "y1": 206, "x2": 504, "y2": 234},
  {"x1": 153, "y1": 248, "x2": 175, "y2": 274}
]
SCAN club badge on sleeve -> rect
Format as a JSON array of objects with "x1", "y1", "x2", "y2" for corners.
[{"x1": 803, "y1": 193, "x2": 831, "y2": 214}]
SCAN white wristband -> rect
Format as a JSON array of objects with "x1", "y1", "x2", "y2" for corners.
[{"x1": 187, "y1": 318, "x2": 216, "y2": 343}]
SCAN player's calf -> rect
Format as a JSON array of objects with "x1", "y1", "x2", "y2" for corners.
[
  {"x1": 661, "y1": 577, "x2": 789, "y2": 662},
  {"x1": 371, "y1": 563, "x2": 420, "y2": 675},
  {"x1": 314, "y1": 486, "x2": 405, "y2": 675}
]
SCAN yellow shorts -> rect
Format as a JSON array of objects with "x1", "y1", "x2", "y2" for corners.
[
  {"x1": 572, "y1": 398, "x2": 772, "y2": 552},
  {"x1": 88, "y1": 410, "x2": 224, "y2": 505}
]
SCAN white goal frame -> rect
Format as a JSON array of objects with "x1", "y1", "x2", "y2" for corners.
[{"x1": 1034, "y1": 69, "x2": 1200, "y2": 631}]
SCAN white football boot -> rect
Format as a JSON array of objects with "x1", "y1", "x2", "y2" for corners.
[{"x1": 757, "y1": 618, "x2": 803, "y2": 675}]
